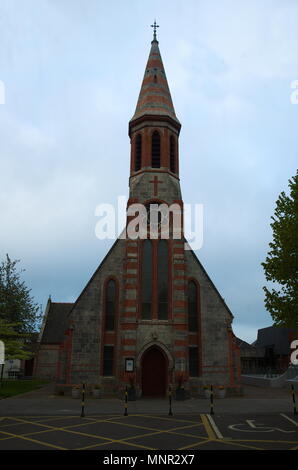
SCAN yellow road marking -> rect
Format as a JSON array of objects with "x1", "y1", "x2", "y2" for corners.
[
  {"x1": 124, "y1": 414, "x2": 200, "y2": 425},
  {"x1": 3, "y1": 416, "x2": 155, "y2": 449},
  {"x1": 61, "y1": 415, "x2": 197, "y2": 435},
  {"x1": 0, "y1": 415, "x2": 119, "y2": 430},
  {"x1": 7, "y1": 417, "x2": 206, "y2": 442},
  {"x1": 31, "y1": 416, "x2": 96, "y2": 424},
  {"x1": 179, "y1": 438, "x2": 262, "y2": 451},
  {"x1": 101, "y1": 419, "x2": 199, "y2": 434},
  {"x1": 0, "y1": 429, "x2": 67, "y2": 450},
  {"x1": 200, "y1": 414, "x2": 216, "y2": 440},
  {"x1": 32, "y1": 414, "x2": 121, "y2": 424},
  {"x1": 2, "y1": 415, "x2": 295, "y2": 451},
  {"x1": 2, "y1": 416, "x2": 77, "y2": 432},
  {"x1": 207, "y1": 414, "x2": 223, "y2": 439},
  {"x1": 77, "y1": 429, "x2": 164, "y2": 449},
  {"x1": 0, "y1": 422, "x2": 156, "y2": 451},
  {"x1": 0, "y1": 415, "x2": 208, "y2": 451},
  {"x1": 215, "y1": 439, "x2": 263, "y2": 450},
  {"x1": 179, "y1": 439, "x2": 211, "y2": 450},
  {"x1": 77, "y1": 438, "x2": 156, "y2": 451},
  {"x1": 119, "y1": 425, "x2": 207, "y2": 443}
]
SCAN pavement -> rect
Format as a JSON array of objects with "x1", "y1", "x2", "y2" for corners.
[
  {"x1": 0, "y1": 383, "x2": 297, "y2": 450},
  {"x1": 0, "y1": 383, "x2": 294, "y2": 416}
]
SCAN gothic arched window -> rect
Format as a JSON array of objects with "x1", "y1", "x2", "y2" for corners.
[
  {"x1": 158, "y1": 240, "x2": 168, "y2": 319},
  {"x1": 105, "y1": 279, "x2": 117, "y2": 330},
  {"x1": 170, "y1": 135, "x2": 176, "y2": 173},
  {"x1": 151, "y1": 131, "x2": 161, "y2": 168},
  {"x1": 135, "y1": 134, "x2": 142, "y2": 171},
  {"x1": 141, "y1": 240, "x2": 152, "y2": 319},
  {"x1": 188, "y1": 281, "x2": 198, "y2": 332}
]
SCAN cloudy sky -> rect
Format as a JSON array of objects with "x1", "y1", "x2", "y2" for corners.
[{"x1": 0, "y1": 0, "x2": 297, "y2": 343}]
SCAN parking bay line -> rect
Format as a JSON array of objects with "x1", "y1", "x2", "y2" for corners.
[
  {"x1": 2, "y1": 416, "x2": 189, "y2": 450},
  {"x1": 125, "y1": 414, "x2": 201, "y2": 425},
  {"x1": 23, "y1": 421, "x2": 204, "y2": 442},
  {"x1": 206, "y1": 414, "x2": 224, "y2": 439},
  {"x1": 0, "y1": 420, "x2": 156, "y2": 451},
  {"x1": 0, "y1": 429, "x2": 67, "y2": 450},
  {"x1": 2, "y1": 416, "x2": 205, "y2": 441},
  {"x1": 200, "y1": 414, "x2": 216, "y2": 440},
  {"x1": 78, "y1": 427, "x2": 208, "y2": 451},
  {"x1": 280, "y1": 413, "x2": 298, "y2": 427}
]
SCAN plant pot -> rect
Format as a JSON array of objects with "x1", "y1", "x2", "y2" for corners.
[
  {"x1": 218, "y1": 389, "x2": 226, "y2": 399},
  {"x1": 92, "y1": 389, "x2": 101, "y2": 398},
  {"x1": 72, "y1": 388, "x2": 80, "y2": 399},
  {"x1": 175, "y1": 388, "x2": 187, "y2": 401},
  {"x1": 128, "y1": 388, "x2": 137, "y2": 401}
]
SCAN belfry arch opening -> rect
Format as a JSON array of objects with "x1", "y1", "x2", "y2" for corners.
[{"x1": 151, "y1": 131, "x2": 161, "y2": 168}]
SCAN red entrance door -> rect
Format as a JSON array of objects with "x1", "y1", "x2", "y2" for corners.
[{"x1": 141, "y1": 347, "x2": 167, "y2": 397}]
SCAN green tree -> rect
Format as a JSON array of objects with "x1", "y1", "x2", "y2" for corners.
[
  {"x1": 0, "y1": 255, "x2": 41, "y2": 333},
  {"x1": 0, "y1": 319, "x2": 32, "y2": 385},
  {"x1": 262, "y1": 170, "x2": 298, "y2": 327},
  {"x1": 0, "y1": 319, "x2": 31, "y2": 359}
]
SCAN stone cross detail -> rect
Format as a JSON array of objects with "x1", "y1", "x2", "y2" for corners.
[{"x1": 150, "y1": 175, "x2": 163, "y2": 196}]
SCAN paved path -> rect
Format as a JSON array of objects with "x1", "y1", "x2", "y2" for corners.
[
  {"x1": 0, "y1": 412, "x2": 297, "y2": 450},
  {"x1": 0, "y1": 383, "x2": 297, "y2": 450},
  {"x1": 0, "y1": 383, "x2": 294, "y2": 416}
]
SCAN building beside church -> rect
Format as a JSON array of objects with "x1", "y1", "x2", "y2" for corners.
[{"x1": 35, "y1": 29, "x2": 241, "y2": 397}]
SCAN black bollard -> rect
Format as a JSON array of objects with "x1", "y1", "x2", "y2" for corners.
[
  {"x1": 291, "y1": 384, "x2": 297, "y2": 415},
  {"x1": 168, "y1": 386, "x2": 173, "y2": 416},
  {"x1": 80, "y1": 383, "x2": 85, "y2": 418},
  {"x1": 210, "y1": 384, "x2": 214, "y2": 415},
  {"x1": 124, "y1": 385, "x2": 128, "y2": 416}
]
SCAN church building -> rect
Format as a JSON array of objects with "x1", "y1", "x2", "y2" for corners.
[{"x1": 35, "y1": 27, "x2": 241, "y2": 397}]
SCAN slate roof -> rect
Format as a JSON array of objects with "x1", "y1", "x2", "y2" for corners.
[
  {"x1": 254, "y1": 326, "x2": 298, "y2": 355},
  {"x1": 235, "y1": 337, "x2": 255, "y2": 350},
  {"x1": 40, "y1": 302, "x2": 73, "y2": 344}
]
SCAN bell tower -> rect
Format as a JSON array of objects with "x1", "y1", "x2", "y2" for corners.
[
  {"x1": 128, "y1": 24, "x2": 182, "y2": 208},
  {"x1": 121, "y1": 25, "x2": 190, "y2": 394}
]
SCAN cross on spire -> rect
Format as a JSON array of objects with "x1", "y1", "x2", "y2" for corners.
[{"x1": 151, "y1": 20, "x2": 159, "y2": 41}]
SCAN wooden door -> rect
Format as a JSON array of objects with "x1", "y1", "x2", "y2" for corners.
[{"x1": 141, "y1": 347, "x2": 167, "y2": 397}]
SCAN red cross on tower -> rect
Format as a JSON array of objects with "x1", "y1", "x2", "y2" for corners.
[{"x1": 150, "y1": 175, "x2": 163, "y2": 196}]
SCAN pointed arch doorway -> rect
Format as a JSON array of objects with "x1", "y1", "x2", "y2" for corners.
[{"x1": 141, "y1": 347, "x2": 168, "y2": 397}]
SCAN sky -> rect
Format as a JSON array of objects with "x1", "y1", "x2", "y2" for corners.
[{"x1": 0, "y1": 0, "x2": 297, "y2": 343}]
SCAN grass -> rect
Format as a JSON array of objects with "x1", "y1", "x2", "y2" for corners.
[{"x1": 0, "y1": 379, "x2": 49, "y2": 398}]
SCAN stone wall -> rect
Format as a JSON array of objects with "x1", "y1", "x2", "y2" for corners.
[
  {"x1": 63, "y1": 239, "x2": 126, "y2": 385},
  {"x1": 35, "y1": 344, "x2": 60, "y2": 380},
  {"x1": 185, "y1": 249, "x2": 238, "y2": 387}
]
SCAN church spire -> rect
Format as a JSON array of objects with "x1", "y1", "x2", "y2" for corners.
[{"x1": 129, "y1": 24, "x2": 180, "y2": 131}]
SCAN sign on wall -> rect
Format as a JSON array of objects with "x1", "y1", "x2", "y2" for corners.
[{"x1": 125, "y1": 358, "x2": 134, "y2": 372}]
